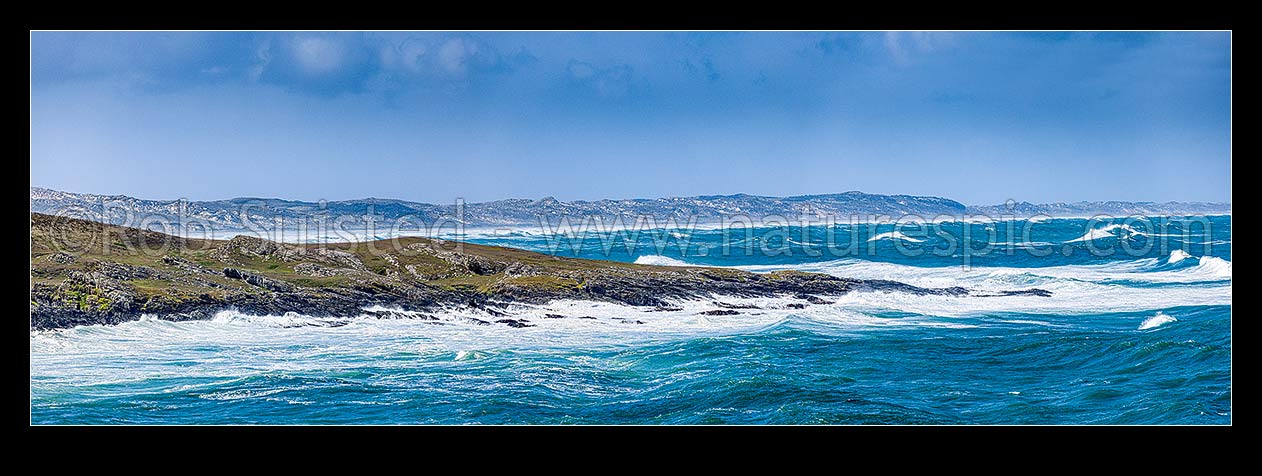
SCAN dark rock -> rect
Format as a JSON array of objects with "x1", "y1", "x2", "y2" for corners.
[
  {"x1": 795, "y1": 293, "x2": 834, "y2": 305},
  {"x1": 162, "y1": 255, "x2": 214, "y2": 274},
  {"x1": 712, "y1": 300, "x2": 761, "y2": 309},
  {"x1": 94, "y1": 261, "x2": 160, "y2": 280},
  {"x1": 222, "y1": 267, "x2": 295, "y2": 293},
  {"x1": 785, "y1": 303, "x2": 807, "y2": 309},
  {"x1": 504, "y1": 262, "x2": 542, "y2": 277},
  {"x1": 45, "y1": 251, "x2": 76, "y2": 264},
  {"x1": 988, "y1": 288, "x2": 1053, "y2": 297},
  {"x1": 293, "y1": 262, "x2": 354, "y2": 277},
  {"x1": 855, "y1": 280, "x2": 967, "y2": 296},
  {"x1": 544, "y1": 313, "x2": 566, "y2": 319},
  {"x1": 364, "y1": 309, "x2": 432, "y2": 320},
  {"x1": 496, "y1": 319, "x2": 534, "y2": 328},
  {"x1": 700, "y1": 309, "x2": 740, "y2": 316}
]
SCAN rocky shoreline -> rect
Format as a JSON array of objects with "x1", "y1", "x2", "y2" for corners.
[{"x1": 30, "y1": 213, "x2": 1050, "y2": 330}]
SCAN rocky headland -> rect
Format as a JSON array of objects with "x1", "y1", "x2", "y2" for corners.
[{"x1": 30, "y1": 213, "x2": 1051, "y2": 330}]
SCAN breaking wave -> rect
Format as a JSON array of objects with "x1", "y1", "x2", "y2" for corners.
[
  {"x1": 867, "y1": 231, "x2": 926, "y2": 243},
  {"x1": 1138, "y1": 311, "x2": 1178, "y2": 330},
  {"x1": 633, "y1": 255, "x2": 698, "y2": 266},
  {"x1": 1065, "y1": 223, "x2": 1145, "y2": 243}
]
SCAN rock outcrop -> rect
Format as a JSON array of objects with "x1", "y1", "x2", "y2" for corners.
[{"x1": 29, "y1": 213, "x2": 1052, "y2": 330}]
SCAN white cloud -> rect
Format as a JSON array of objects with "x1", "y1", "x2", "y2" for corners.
[
  {"x1": 884, "y1": 31, "x2": 955, "y2": 65},
  {"x1": 438, "y1": 38, "x2": 472, "y2": 77},
  {"x1": 397, "y1": 38, "x2": 428, "y2": 73},
  {"x1": 248, "y1": 38, "x2": 272, "y2": 82},
  {"x1": 293, "y1": 36, "x2": 345, "y2": 74},
  {"x1": 566, "y1": 60, "x2": 636, "y2": 98}
]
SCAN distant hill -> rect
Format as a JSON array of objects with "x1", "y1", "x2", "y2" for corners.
[
  {"x1": 30, "y1": 187, "x2": 966, "y2": 227},
  {"x1": 31, "y1": 187, "x2": 1229, "y2": 229},
  {"x1": 966, "y1": 200, "x2": 1231, "y2": 218}
]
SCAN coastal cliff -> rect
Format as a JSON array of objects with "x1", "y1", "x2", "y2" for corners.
[{"x1": 30, "y1": 213, "x2": 1049, "y2": 330}]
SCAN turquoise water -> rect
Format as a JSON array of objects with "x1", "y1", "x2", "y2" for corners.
[{"x1": 30, "y1": 216, "x2": 1231, "y2": 424}]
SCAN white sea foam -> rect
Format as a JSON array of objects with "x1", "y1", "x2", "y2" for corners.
[
  {"x1": 867, "y1": 231, "x2": 926, "y2": 243},
  {"x1": 1193, "y1": 256, "x2": 1232, "y2": 278},
  {"x1": 30, "y1": 291, "x2": 979, "y2": 375},
  {"x1": 1004, "y1": 241, "x2": 1058, "y2": 249},
  {"x1": 200, "y1": 388, "x2": 287, "y2": 401},
  {"x1": 734, "y1": 255, "x2": 1231, "y2": 317},
  {"x1": 1065, "y1": 223, "x2": 1144, "y2": 243},
  {"x1": 32, "y1": 249, "x2": 1230, "y2": 363},
  {"x1": 1138, "y1": 311, "x2": 1178, "y2": 330},
  {"x1": 633, "y1": 255, "x2": 697, "y2": 266},
  {"x1": 775, "y1": 256, "x2": 1228, "y2": 284},
  {"x1": 1167, "y1": 249, "x2": 1195, "y2": 265},
  {"x1": 30, "y1": 251, "x2": 1229, "y2": 395}
]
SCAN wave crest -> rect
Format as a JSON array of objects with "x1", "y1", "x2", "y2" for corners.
[
  {"x1": 1138, "y1": 311, "x2": 1177, "y2": 330},
  {"x1": 1167, "y1": 249, "x2": 1194, "y2": 265},
  {"x1": 1065, "y1": 223, "x2": 1144, "y2": 243},
  {"x1": 1192, "y1": 256, "x2": 1232, "y2": 279},
  {"x1": 867, "y1": 231, "x2": 925, "y2": 243},
  {"x1": 633, "y1": 255, "x2": 697, "y2": 266}
]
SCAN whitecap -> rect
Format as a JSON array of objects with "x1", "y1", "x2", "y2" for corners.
[
  {"x1": 1167, "y1": 249, "x2": 1195, "y2": 265},
  {"x1": 961, "y1": 215, "x2": 996, "y2": 224},
  {"x1": 867, "y1": 231, "x2": 925, "y2": 243},
  {"x1": 633, "y1": 255, "x2": 697, "y2": 266},
  {"x1": 1065, "y1": 223, "x2": 1144, "y2": 243},
  {"x1": 1138, "y1": 311, "x2": 1177, "y2": 330},
  {"x1": 737, "y1": 256, "x2": 1231, "y2": 316},
  {"x1": 454, "y1": 350, "x2": 487, "y2": 361},
  {"x1": 1192, "y1": 256, "x2": 1232, "y2": 279},
  {"x1": 199, "y1": 388, "x2": 286, "y2": 401}
]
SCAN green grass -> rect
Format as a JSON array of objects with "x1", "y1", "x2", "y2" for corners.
[
  {"x1": 494, "y1": 275, "x2": 582, "y2": 291},
  {"x1": 428, "y1": 274, "x2": 499, "y2": 292},
  {"x1": 287, "y1": 275, "x2": 354, "y2": 288},
  {"x1": 31, "y1": 213, "x2": 805, "y2": 305},
  {"x1": 53, "y1": 282, "x2": 112, "y2": 312},
  {"x1": 766, "y1": 270, "x2": 818, "y2": 280}
]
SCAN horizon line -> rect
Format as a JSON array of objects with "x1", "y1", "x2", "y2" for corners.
[{"x1": 29, "y1": 185, "x2": 1232, "y2": 207}]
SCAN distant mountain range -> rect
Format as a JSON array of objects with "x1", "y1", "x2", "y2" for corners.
[
  {"x1": 965, "y1": 201, "x2": 1232, "y2": 218},
  {"x1": 30, "y1": 187, "x2": 1230, "y2": 229}
]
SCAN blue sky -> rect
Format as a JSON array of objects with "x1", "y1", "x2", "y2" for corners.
[{"x1": 30, "y1": 31, "x2": 1231, "y2": 204}]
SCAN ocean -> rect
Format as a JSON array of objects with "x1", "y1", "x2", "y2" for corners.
[{"x1": 30, "y1": 215, "x2": 1231, "y2": 424}]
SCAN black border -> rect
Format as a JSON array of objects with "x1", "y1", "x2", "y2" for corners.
[
  {"x1": 22, "y1": 5, "x2": 1233, "y2": 449},
  {"x1": 18, "y1": 425, "x2": 1234, "y2": 456},
  {"x1": 27, "y1": 6, "x2": 1235, "y2": 30}
]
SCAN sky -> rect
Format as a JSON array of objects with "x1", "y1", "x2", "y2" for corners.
[{"x1": 30, "y1": 31, "x2": 1231, "y2": 205}]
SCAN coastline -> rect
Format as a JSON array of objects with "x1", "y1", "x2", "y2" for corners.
[{"x1": 30, "y1": 213, "x2": 1051, "y2": 330}]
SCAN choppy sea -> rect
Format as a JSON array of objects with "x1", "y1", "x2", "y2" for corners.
[{"x1": 31, "y1": 215, "x2": 1231, "y2": 424}]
